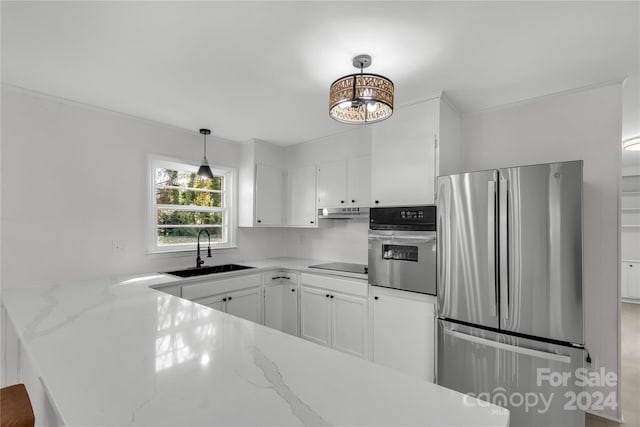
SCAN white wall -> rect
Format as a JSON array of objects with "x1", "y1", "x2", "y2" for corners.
[
  {"x1": 461, "y1": 83, "x2": 622, "y2": 420},
  {"x1": 0, "y1": 87, "x2": 285, "y2": 289}
]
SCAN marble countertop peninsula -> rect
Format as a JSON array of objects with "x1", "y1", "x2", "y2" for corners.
[{"x1": 1, "y1": 257, "x2": 509, "y2": 426}]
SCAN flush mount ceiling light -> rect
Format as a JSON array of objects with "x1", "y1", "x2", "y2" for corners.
[
  {"x1": 329, "y1": 54, "x2": 394, "y2": 124},
  {"x1": 197, "y1": 128, "x2": 214, "y2": 179},
  {"x1": 623, "y1": 136, "x2": 640, "y2": 151}
]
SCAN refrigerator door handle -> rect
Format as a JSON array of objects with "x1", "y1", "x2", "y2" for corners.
[
  {"x1": 487, "y1": 180, "x2": 497, "y2": 317},
  {"x1": 499, "y1": 177, "x2": 510, "y2": 320},
  {"x1": 442, "y1": 328, "x2": 572, "y2": 364}
]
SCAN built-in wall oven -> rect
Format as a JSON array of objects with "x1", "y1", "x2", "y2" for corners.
[{"x1": 368, "y1": 206, "x2": 437, "y2": 295}]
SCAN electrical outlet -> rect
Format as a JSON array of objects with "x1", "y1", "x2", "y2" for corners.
[{"x1": 112, "y1": 240, "x2": 127, "y2": 256}]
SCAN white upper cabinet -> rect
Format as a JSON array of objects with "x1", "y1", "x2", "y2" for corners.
[
  {"x1": 286, "y1": 165, "x2": 317, "y2": 227},
  {"x1": 317, "y1": 156, "x2": 371, "y2": 208},
  {"x1": 255, "y1": 163, "x2": 283, "y2": 226},
  {"x1": 318, "y1": 160, "x2": 348, "y2": 207},
  {"x1": 239, "y1": 140, "x2": 285, "y2": 227},
  {"x1": 371, "y1": 96, "x2": 460, "y2": 207},
  {"x1": 347, "y1": 156, "x2": 371, "y2": 206}
]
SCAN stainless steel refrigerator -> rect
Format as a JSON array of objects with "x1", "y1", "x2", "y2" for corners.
[{"x1": 436, "y1": 161, "x2": 585, "y2": 427}]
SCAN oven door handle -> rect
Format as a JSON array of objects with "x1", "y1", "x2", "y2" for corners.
[{"x1": 368, "y1": 234, "x2": 436, "y2": 244}]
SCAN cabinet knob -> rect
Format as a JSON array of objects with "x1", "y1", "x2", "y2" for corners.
[
  {"x1": 229, "y1": 296, "x2": 233, "y2": 300},
  {"x1": 257, "y1": 219, "x2": 262, "y2": 223},
  {"x1": 352, "y1": 200, "x2": 356, "y2": 203},
  {"x1": 374, "y1": 200, "x2": 379, "y2": 204},
  {"x1": 291, "y1": 289, "x2": 296, "y2": 292},
  {"x1": 310, "y1": 221, "x2": 314, "y2": 224},
  {"x1": 223, "y1": 297, "x2": 227, "y2": 302},
  {"x1": 374, "y1": 296, "x2": 379, "y2": 300},
  {"x1": 341, "y1": 200, "x2": 345, "y2": 204},
  {"x1": 326, "y1": 294, "x2": 330, "y2": 298},
  {"x1": 330, "y1": 295, "x2": 334, "y2": 299}
]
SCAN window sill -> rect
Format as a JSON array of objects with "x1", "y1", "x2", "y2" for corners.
[{"x1": 146, "y1": 246, "x2": 238, "y2": 258}]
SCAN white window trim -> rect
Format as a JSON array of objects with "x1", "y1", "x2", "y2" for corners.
[{"x1": 147, "y1": 154, "x2": 237, "y2": 254}]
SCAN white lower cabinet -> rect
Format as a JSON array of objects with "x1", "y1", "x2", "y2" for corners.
[
  {"x1": 263, "y1": 271, "x2": 299, "y2": 336},
  {"x1": 621, "y1": 260, "x2": 640, "y2": 299},
  {"x1": 194, "y1": 287, "x2": 261, "y2": 323},
  {"x1": 225, "y1": 287, "x2": 261, "y2": 324},
  {"x1": 370, "y1": 287, "x2": 436, "y2": 382},
  {"x1": 300, "y1": 273, "x2": 368, "y2": 359}
]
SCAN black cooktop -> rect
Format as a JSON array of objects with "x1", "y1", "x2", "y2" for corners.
[{"x1": 308, "y1": 262, "x2": 368, "y2": 275}]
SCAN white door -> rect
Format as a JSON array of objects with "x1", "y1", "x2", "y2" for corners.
[
  {"x1": 300, "y1": 286, "x2": 331, "y2": 347},
  {"x1": 282, "y1": 284, "x2": 299, "y2": 336},
  {"x1": 195, "y1": 294, "x2": 226, "y2": 312},
  {"x1": 371, "y1": 99, "x2": 439, "y2": 206},
  {"x1": 286, "y1": 165, "x2": 317, "y2": 227},
  {"x1": 331, "y1": 293, "x2": 367, "y2": 359},
  {"x1": 627, "y1": 262, "x2": 640, "y2": 298},
  {"x1": 347, "y1": 156, "x2": 371, "y2": 207},
  {"x1": 225, "y1": 287, "x2": 261, "y2": 323},
  {"x1": 255, "y1": 163, "x2": 283, "y2": 226},
  {"x1": 371, "y1": 291, "x2": 435, "y2": 381},
  {"x1": 264, "y1": 284, "x2": 284, "y2": 331},
  {"x1": 317, "y1": 160, "x2": 347, "y2": 207}
]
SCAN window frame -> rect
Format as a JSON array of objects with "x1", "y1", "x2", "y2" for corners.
[{"x1": 147, "y1": 154, "x2": 237, "y2": 254}]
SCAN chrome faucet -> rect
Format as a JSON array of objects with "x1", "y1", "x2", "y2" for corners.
[{"x1": 196, "y1": 229, "x2": 212, "y2": 268}]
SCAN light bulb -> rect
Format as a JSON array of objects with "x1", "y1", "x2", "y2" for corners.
[
  {"x1": 339, "y1": 101, "x2": 352, "y2": 109},
  {"x1": 367, "y1": 102, "x2": 378, "y2": 112}
]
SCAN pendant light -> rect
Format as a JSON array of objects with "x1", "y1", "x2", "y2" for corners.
[
  {"x1": 197, "y1": 128, "x2": 214, "y2": 179},
  {"x1": 329, "y1": 54, "x2": 394, "y2": 124},
  {"x1": 623, "y1": 136, "x2": 640, "y2": 151}
]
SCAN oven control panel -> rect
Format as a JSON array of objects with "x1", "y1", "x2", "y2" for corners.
[{"x1": 369, "y1": 205, "x2": 436, "y2": 231}]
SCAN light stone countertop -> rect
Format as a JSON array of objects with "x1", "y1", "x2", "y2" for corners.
[{"x1": 1, "y1": 257, "x2": 509, "y2": 426}]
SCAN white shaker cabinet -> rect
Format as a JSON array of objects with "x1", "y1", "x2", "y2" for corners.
[
  {"x1": 192, "y1": 286, "x2": 261, "y2": 323},
  {"x1": 300, "y1": 273, "x2": 368, "y2": 359},
  {"x1": 370, "y1": 287, "x2": 436, "y2": 382},
  {"x1": 239, "y1": 140, "x2": 285, "y2": 227},
  {"x1": 285, "y1": 165, "x2": 317, "y2": 227},
  {"x1": 317, "y1": 156, "x2": 371, "y2": 208},
  {"x1": 263, "y1": 271, "x2": 299, "y2": 336},
  {"x1": 371, "y1": 96, "x2": 460, "y2": 207},
  {"x1": 621, "y1": 261, "x2": 640, "y2": 299},
  {"x1": 317, "y1": 160, "x2": 348, "y2": 207},
  {"x1": 300, "y1": 286, "x2": 332, "y2": 347},
  {"x1": 255, "y1": 163, "x2": 283, "y2": 226}
]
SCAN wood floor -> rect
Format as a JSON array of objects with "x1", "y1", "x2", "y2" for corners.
[{"x1": 586, "y1": 302, "x2": 640, "y2": 427}]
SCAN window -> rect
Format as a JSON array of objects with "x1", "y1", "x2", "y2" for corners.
[{"x1": 148, "y1": 156, "x2": 236, "y2": 253}]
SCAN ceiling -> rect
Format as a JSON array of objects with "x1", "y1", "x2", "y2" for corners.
[{"x1": 2, "y1": 1, "x2": 639, "y2": 146}]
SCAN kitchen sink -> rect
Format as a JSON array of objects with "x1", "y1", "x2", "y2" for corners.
[{"x1": 165, "y1": 264, "x2": 255, "y2": 278}]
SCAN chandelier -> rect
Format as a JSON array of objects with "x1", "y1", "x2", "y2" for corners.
[{"x1": 329, "y1": 54, "x2": 394, "y2": 124}]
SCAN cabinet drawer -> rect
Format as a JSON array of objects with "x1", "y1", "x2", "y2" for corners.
[
  {"x1": 300, "y1": 273, "x2": 368, "y2": 297},
  {"x1": 182, "y1": 274, "x2": 261, "y2": 300},
  {"x1": 263, "y1": 270, "x2": 296, "y2": 284}
]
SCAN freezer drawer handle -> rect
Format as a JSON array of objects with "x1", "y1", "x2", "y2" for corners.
[{"x1": 443, "y1": 328, "x2": 572, "y2": 364}]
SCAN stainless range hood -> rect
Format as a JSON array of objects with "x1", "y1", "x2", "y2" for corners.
[{"x1": 318, "y1": 207, "x2": 370, "y2": 220}]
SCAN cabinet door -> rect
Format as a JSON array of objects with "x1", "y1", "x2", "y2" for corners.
[
  {"x1": 371, "y1": 99, "x2": 439, "y2": 206},
  {"x1": 347, "y1": 156, "x2": 371, "y2": 206},
  {"x1": 255, "y1": 163, "x2": 283, "y2": 226},
  {"x1": 195, "y1": 294, "x2": 226, "y2": 312},
  {"x1": 627, "y1": 262, "x2": 640, "y2": 298},
  {"x1": 286, "y1": 165, "x2": 317, "y2": 227},
  {"x1": 225, "y1": 287, "x2": 261, "y2": 323},
  {"x1": 264, "y1": 284, "x2": 284, "y2": 331},
  {"x1": 331, "y1": 293, "x2": 367, "y2": 359},
  {"x1": 300, "y1": 286, "x2": 331, "y2": 347},
  {"x1": 371, "y1": 291, "x2": 435, "y2": 381},
  {"x1": 282, "y1": 284, "x2": 299, "y2": 336},
  {"x1": 317, "y1": 160, "x2": 348, "y2": 207}
]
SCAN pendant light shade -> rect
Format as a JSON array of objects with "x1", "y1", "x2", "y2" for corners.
[
  {"x1": 623, "y1": 136, "x2": 640, "y2": 151},
  {"x1": 197, "y1": 128, "x2": 214, "y2": 179},
  {"x1": 329, "y1": 54, "x2": 394, "y2": 124}
]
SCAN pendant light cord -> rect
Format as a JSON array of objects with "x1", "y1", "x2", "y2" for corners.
[{"x1": 203, "y1": 133, "x2": 207, "y2": 159}]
